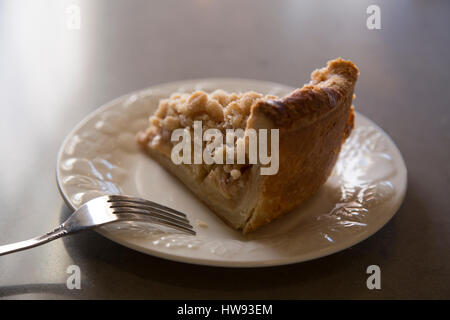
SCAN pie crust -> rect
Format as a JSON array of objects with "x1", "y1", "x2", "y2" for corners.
[{"x1": 137, "y1": 58, "x2": 359, "y2": 233}]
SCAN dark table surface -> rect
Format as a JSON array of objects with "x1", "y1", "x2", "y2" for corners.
[{"x1": 0, "y1": 0, "x2": 449, "y2": 299}]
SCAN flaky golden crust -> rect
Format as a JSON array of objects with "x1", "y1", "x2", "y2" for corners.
[
  {"x1": 243, "y1": 58, "x2": 358, "y2": 233},
  {"x1": 251, "y1": 58, "x2": 359, "y2": 130}
]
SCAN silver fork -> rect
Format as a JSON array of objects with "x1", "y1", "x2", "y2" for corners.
[{"x1": 0, "y1": 195, "x2": 195, "y2": 256}]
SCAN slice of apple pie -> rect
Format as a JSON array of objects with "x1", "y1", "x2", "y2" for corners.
[{"x1": 137, "y1": 58, "x2": 359, "y2": 233}]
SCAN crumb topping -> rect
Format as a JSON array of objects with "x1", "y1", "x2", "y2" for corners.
[{"x1": 143, "y1": 89, "x2": 278, "y2": 198}]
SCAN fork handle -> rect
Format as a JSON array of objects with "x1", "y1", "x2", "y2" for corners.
[{"x1": 0, "y1": 225, "x2": 69, "y2": 256}]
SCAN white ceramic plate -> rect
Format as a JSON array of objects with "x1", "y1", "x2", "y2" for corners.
[{"x1": 56, "y1": 79, "x2": 407, "y2": 267}]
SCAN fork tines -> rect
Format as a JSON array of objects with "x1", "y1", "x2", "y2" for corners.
[{"x1": 108, "y1": 195, "x2": 196, "y2": 235}]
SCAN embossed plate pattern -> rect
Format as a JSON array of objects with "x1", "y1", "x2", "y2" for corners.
[{"x1": 56, "y1": 79, "x2": 407, "y2": 267}]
